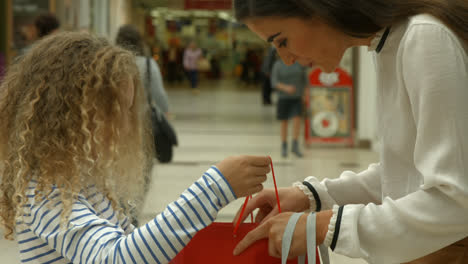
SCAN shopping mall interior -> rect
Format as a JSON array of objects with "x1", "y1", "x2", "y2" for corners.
[{"x1": 4, "y1": 0, "x2": 462, "y2": 263}]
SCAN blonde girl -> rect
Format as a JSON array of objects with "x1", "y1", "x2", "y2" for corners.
[{"x1": 0, "y1": 32, "x2": 270, "y2": 264}]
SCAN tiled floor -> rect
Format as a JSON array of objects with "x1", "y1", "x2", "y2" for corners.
[{"x1": 0, "y1": 80, "x2": 375, "y2": 263}]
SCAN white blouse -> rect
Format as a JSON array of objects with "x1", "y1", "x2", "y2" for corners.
[{"x1": 302, "y1": 14, "x2": 468, "y2": 263}]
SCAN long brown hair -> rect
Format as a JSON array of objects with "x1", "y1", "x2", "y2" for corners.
[
  {"x1": 234, "y1": 0, "x2": 468, "y2": 43},
  {"x1": 0, "y1": 32, "x2": 152, "y2": 239}
]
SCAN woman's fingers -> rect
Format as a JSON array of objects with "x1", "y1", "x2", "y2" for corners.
[
  {"x1": 259, "y1": 206, "x2": 280, "y2": 224},
  {"x1": 233, "y1": 221, "x2": 271, "y2": 255},
  {"x1": 233, "y1": 191, "x2": 268, "y2": 225},
  {"x1": 254, "y1": 206, "x2": 272, "y2": 223},
  {"x1": 269, "y1": 236, "x2": 280, "y2": 258}
]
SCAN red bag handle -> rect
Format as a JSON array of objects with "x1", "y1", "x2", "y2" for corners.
[{"x1": 234, "y1": 156, "x2": 281, "y2": 235}]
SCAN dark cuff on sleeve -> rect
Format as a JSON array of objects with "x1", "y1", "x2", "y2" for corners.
[
  {"x1": 330, "y1": 205, "x2": 344, "y2": 251},
  {"x1": 302, "y1": 181, "x2": 322, "y2": 212}
]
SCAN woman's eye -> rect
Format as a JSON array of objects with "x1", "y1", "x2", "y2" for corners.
[{"x1": 278, "y1": 39, "x2": 288, "y2": 48}]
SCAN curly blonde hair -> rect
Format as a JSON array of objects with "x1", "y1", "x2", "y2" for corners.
[{"x1": 0, "y1": 32, "x2": 153, "y2": 239}]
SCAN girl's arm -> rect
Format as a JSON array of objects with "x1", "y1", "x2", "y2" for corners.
[{"x1": 23, "y1": 167, "x2": 236, "y2": 264}]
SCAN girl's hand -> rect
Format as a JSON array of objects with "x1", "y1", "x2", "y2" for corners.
[{"x1": 216, "y1": 155, "x2": 271, "y2": 197}]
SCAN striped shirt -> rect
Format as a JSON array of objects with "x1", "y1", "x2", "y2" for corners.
[{"x1": 15, "y1": 166, "x2": 236, "y2": 263}]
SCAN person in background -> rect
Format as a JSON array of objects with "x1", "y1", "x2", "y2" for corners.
[
  {"x1": 261, "y1": 47, "x2": 277, "y2": 105},
  {"x1": 241, "y1": 48, "x2": 261, "y2": 85},
  {"x1": 34, "y1": 13, "x2": 60, "y2": 39},
  {"x1": 152, "y1": 46, "x2": 160, "y2": 63},
  {"x1": 18, "y1": 23, "x2": 37, "y2": 53},
  {"x1": 183, "y1": 41, "x2": 203, "y2": 94},
  {"x1": 166, "y1": 41, "x2": 180, "y2": 84},
  {"x1": 17, "y1": 13, "x2": 60, "y2": 56},
  {"x1": 166, "y1": 44, "x2": 178, "y2": 82},
  {"x1": 232, "y1": 42, "x2": 243, "y2": 80},
  {"x1": 209, "y1": 52, "x2": 222, "y2": 80},
  {"x1": 116, "y1": 25, "x2": 171, "y2": 224},
  {"x1": 271, "y1": 59, "x2": 308, "y2": 158},
  {"x1": 0, "y1": 31, "x2": 271, "y2": 264},
  {"x1": 116, "y1": 25, "x2": 169, "y2": 115}
]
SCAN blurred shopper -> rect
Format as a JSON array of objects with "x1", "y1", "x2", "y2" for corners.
[
  {"x1": 152, "y1": 46, "x2": 161, "y2": 62},
  {"x1": 18, "y1": 13, "x2": 60, "y2": 56},
  {"x1": 261, "y1": 47, "x2": 277, "y2": 105},
  {"x1": 116, "y1": 25, "x2": 169, "y2": 114},
  {"x1": 34, "y1": 13, "x2": 60, "y2": 39},
  {"x1": 209, "y1": 52, "x2": 222, "y2": 79},
  {"x1": 116, "y1": 25, "x2": 176, "y2": 167},
  {"x1": 0, "y1": 32, "x2": 271, "y2": 264},
  {"x1": 241, "y1": 48, "x2": 261, "y2": 85},
  {"x1": 167, "y1": 41, "x2": 182, "y2": 83},
  {"x1": 117, "y1": 24, "x2": 172, "y2": 224},
  {"x1": 183, "y1": 41, "x2": 203, "y2": 93},
  {"x1": 18, "y1": 23, "x2": 37, "y2": 55},
  {"x1": 271, "y1": 60, "x2": 308, "y2": 158},
  {"x1": 232, "y1": 44, "x2": 243, "y2": 79}
]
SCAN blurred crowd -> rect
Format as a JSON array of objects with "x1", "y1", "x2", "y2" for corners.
[{"x1": 5, "y1": 12, "x2": 313, "y2": 160}]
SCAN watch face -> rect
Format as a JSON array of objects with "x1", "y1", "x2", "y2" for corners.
[{"x1": 312, "y1": 111, "x2": 339, "y2": 137}]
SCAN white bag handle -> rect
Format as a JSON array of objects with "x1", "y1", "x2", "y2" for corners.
[{"x1": 281, "y1": 212, "x2": 329, "y2": 264}]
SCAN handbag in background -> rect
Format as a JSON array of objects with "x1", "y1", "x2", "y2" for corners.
[{"x1": 146, "y1": 57, "x2": 178, "y2": 163}]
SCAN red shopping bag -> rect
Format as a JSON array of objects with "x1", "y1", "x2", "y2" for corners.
[
  {"x1": 170, "y1": 157, "x2": 321, "y2": 264},
  {"x1": 170, "y1": 222, "x2": 304, "y2": 263}
]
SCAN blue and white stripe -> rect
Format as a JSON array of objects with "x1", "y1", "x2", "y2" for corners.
[{"x1": 16, "y1": 166, "x2": 235, "y2": 263}]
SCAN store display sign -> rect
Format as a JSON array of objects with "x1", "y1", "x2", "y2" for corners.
[
  {"x1": 310, "y1": 87, "x2": 351, "y2": 137},
  {"x1": 185, "y1": 0, "x2": 232, "y2": 10},
  {"x1": 305, "y1": 68, "x2": 355, "y2": 146}
]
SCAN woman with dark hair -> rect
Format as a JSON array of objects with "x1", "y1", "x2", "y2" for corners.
[
  {"x1": 232, "y1": 1, "x2": 468, "y2": 263},
  {"x1": 116, "y1": 25, "x2": 169, "y2": 114}
]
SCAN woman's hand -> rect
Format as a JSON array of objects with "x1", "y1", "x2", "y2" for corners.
[
  {"x1": 233, "y1": 187, "x2": 311, "y2": 225},
  {"x1": 233, "y1": 210, "x2": 333, "y2": 258},
  {"x1": 216, "y1": 155, "x2": 271, "y2": 198},
  {"x1": 279, "y1": 84, "x2": 296, "y2": 94},
  {"x1": 284, "y1": 85, "x2": 296, "y2": 95}
]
